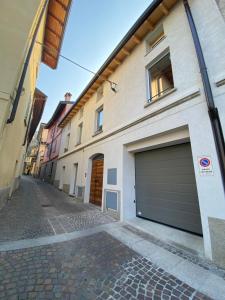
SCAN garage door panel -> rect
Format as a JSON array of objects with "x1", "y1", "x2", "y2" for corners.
[
  {"x1": 136, "y1": 182, "x2": 198, "y2": 194},
  {"x1": 136, "y1": 147, "x2": 193, "y2": 161},
  {"x1": 138, "y1": 207, "x2": 202, "y2": 233},
  {"x1": 136, "y1": 159, "x2": 194, "y2": 170},
  {"x1": 137, "y1": 196, "x2": 200, "y2": 213},
  {"x1": 135, "y1": 143, "x2": 202, "y2": 235},
  {"x1": 136, "y1": 191, "x2": 199, "y2": 206},
  {"x1": 136, "y1": 174, "x2": 197, "y2": 185}
]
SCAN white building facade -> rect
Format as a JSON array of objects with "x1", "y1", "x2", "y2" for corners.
[{"x1": 55, "y1": 0, "x2": 225, "y2": 266}]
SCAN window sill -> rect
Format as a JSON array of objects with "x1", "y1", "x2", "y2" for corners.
[
  {"x1": 75, "y1": 142, "x2": 81, "y2": 147},
  {"x1": 144, "y1": 88, "x2": 177, "y2": 108},
  {"x1": 215, "y1": 77, "x2": 225, "y2": 87},
  {"x1": 92, "y1": 129, "x2": 103, "y2": 137}
]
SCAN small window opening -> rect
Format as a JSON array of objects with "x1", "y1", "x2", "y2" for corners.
[
  {"x1": 77, "y1": 123, "x2": 83, "y2": 145},
  {"x1": 148, "y1": 52, "x2": 174, "y2": 102},
  {"x1": 96, "y1": 107, "x2": 103, "y2": 132},
  {"x1": 96, "y1": 86, "x2": 104, "y2": 101},
  {"x1": 146, "y1": 24, "x2": 165, "y2": 53}
]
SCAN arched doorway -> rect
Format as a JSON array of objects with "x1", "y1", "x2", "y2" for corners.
[{"x1": 89, "y1": 154, "x2": 104, "y2": 206}]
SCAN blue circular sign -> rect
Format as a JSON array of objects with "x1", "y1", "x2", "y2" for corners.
[{"x1": 200, "y1": 158, "x2": 210, "y2": 167}]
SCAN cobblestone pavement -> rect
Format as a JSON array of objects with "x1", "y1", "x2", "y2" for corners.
[
  {"x1": 0, "y1": 176, "x2": 116, "y2": 242},
  {"x1": 123, "y1": 225, "x2": 225, "y2": 280},
  {"x1": 0, "y1": 232, "x2": 211, "y2": 300}
]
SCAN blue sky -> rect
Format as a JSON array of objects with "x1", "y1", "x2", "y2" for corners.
[{"x1": 38, "y1": 0, "x2": 151, "y2": 123}]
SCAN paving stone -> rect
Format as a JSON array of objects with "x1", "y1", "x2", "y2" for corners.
[
  {"x1": 123, "y1": 224, "x2": 225, "y2": 280},
  {"x1": 0, "y1": 177, "x2": 215, "y2": 300},
  {"x1": 0, "y1": 230, "x2": 213, "y2": 299},
  {"x1": 0, "y1": 176, "x2": 117, "y2": 242}
]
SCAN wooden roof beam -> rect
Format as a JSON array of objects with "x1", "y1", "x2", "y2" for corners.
[
  {"x1": 93, "y1": 82, "x2": 101, "y2": 88},
  {"x1": 144, "y1": 19, "x2": 154, "y2": 30},
  {"x1": 55, "y1": 0, "x2": 67, "y2": 10},
  {"x1": 89, "y1": 88, "x2": 96, "y2": 93},
  {"x1": 46, "y1": 26, "x2": 61, "y2": 39},
  {"x1": 159, "y1": 3, "x2": 169, "y2": 15},
  {"x1": 114, "y1": 58, "x2": 121, "y2": 65},
  {"x1": 106, "y1": 67, "x2": 114, "y2": 74},
  {"x1": 132, "y1": 34, "x2": 141, "y2": 44},
  {"x1": 44, "y1": 48, "x2": 57, "y2": 59},
  {"x1": 121, "y1": 47, "x2": 130, "y2": 56},
  {"x1": 48, "y1": 11, "x2": 64, "y2": 26},
  {"x1": 98, "y1": 74, "x2": 107, "y2": 81},
  {"x1": 45, "y1": 40, "x2": 58, "y2": 52}
]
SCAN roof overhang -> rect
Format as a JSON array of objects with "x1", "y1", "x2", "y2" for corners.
[
  {"x1": 42, "y1": 0, "x2": 72, "y2": 69},
  {"x1": 59, "y1": 0, "x2": 178, "y2": 128},
  {"x1": 27, "y1": 89, "x2": 47, "y2": 144},
  {"x1": 45, "y1": 101, "x2": 73, "y2": 128}
]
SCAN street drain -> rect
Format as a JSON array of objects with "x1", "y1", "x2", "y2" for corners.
[{"x1": 41, "y1": 204, "x2": 52, "y2": 207}]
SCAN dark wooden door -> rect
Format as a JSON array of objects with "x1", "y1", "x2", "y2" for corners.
[{"x1": 90, "y1": 159, "x2": 104, "y2": 206}]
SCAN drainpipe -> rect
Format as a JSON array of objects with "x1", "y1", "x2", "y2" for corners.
[
  {"x1": 7, "y1": 0, "x2": 48, "y2": 124},
  {"x1": 22, "y1": 104, "x2": 33, "y2": 147},
  {"x1": 183, "y1": 0, "x2": 225, "y2": 191}
]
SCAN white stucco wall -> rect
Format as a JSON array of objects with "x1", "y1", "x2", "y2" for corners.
[{"x1": 55, "y1": 0, "x2": 225, "y2": 260}]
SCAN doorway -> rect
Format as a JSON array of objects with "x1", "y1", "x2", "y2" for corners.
[{"x1": 89, "y1": 154, "x2": 104, "y2": 206}]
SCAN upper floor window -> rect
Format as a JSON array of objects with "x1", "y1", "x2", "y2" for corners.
[
  {"x1": 96, "y1": 86, "x2": 104, "y2": 101},
  {"x1": 47, "y1": 144, "x2": 51, "y2": 158},
  {"x1": 96, "y1": 106, "x2": 103, "y2": 132},
  {"x1": 146, "y1": 24, "x2": 165, "y2": 54},
  {"x1": 77, "y1": 122, "x2": 83, "y2": 145},
  {"x1": 79, "y1": 107, "x2": 84, "y2": 119},
  {"x1": 147, "y1": 52, "x2": 174, "y2": 102},
  {"x1": 52, "y1": 140, "x2": 57, "y2": 153},
  {"x1": 64, "y1": 133, "x2": 70, "y2": 152},
  {"x1": 67, "y1": 121, "x2": 71, "y2": 130}
]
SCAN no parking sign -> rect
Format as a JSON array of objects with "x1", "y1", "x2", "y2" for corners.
[{"x1": 198, "y1": 156, "x2": 213, "y2": 176}]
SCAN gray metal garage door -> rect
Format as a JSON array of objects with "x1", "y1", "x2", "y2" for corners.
[{"x1": 135, "y1": 143, "x2": 202, "y2": 235}]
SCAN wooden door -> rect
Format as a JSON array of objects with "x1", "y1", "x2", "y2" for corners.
[{"x1": 90, "y1": 159, "x2": 104, "y2": 206}]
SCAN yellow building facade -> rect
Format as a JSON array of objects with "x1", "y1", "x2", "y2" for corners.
[{"x1": 0, "y1": 0, "x2": 71, "y2": 208}]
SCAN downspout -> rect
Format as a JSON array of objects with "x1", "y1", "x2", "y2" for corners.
[
  {"x1": 183, "y1": 0, "x2": 225, "y2": 191},
  {"x1": 22, "y1": 104, "x2": 33, "y2": 147},
  {"x1": 7, "y1": 0, "x2": 48, "y2": 123}
]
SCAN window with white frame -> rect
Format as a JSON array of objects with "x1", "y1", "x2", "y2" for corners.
[
  {"x1": 64, "y1": 133, "x2": 70, "y2": 152},
  {"x1": 147, "y1": 52, "x2": 174, "y2": 102},
  {"x1": 96, "y1": 106, "x2": 103, "y2": 132},
  {"x1": 77, "y1": 122, "x2": 83, "y2": 145}
]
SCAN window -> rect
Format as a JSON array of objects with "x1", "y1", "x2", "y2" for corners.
[
  {"x1": 96, "y1": 86, "x2": 104, "y2": 101},
  {"x1": 79, "y1": 107, "x2": 84, "y2": 119},
  {"x1": 148, "y1": 52, "x2": 174, "y2": 102},
  {"x1": 52, "y1": 140, "x2": 57, "y2": 153},
  {"x1": 46, "y1": 144, "x2": 51, "y2": 158},
  {"x1": 146, "y1": 24, "x2": 165, "y2": 54},
  {"x1": 77, "y1": 123, "x2": 83, "y2": 145},
  {"x1": 96, "y1": 106, "x2": 103, "y2": 132},
  {"x1": 64, "y1": 133, "x2": 70, "y2": 152}
]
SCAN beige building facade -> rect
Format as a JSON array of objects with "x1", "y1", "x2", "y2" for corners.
[
  {"x1": 0, "y1": 0, "x2": 71, "y2": 208},
  {"x1": 55, "y1": 0, "x2": 225, "y2": 266}
]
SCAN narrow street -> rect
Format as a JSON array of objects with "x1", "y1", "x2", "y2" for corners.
[
  {"x1": 0, "y1": 176, "x2": 116, "y2": 242},
  {"x1": 0, "y1": 177, "x2": 225, "y2": 300}
]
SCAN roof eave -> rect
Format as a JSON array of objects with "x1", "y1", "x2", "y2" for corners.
[
  {"x1": 59, "y1": 0, "x2": 178, "y2": 128},
  {"x1": 42, "y1": 0, "x2": 72, "y2": 69}
]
